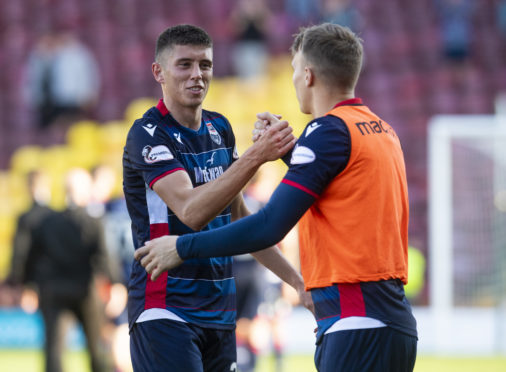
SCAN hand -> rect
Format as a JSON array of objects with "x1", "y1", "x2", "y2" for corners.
[
  {"x1": 134, "y1": 235, "x2": 183, "y2": 280},
  {"x1": 252, "y1": 112, "x2": 282, "y2": 142},
  {"x1": 252, "y1": 119, "x2": 296, "y2": 161}
]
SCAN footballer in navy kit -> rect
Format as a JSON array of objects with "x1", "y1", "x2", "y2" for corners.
[
  {"x1": 123, "y1": 99, "x2": 240, "y2": 331},
  {"x1": 122, "y1": 24, "x2": 311, "y2": 372}
]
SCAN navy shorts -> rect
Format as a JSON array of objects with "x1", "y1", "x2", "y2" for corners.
[
  {"x1": 130, "y1": 319, "x2": 237, "y2": 372},
  {"x1": 315, "y1": 327, "x2": 417, "y2": 372}
]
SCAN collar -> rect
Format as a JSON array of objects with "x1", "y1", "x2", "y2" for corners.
[
  {"x1": 333, "y1": 98, "x2": 363, "y2": 108},
  {"x1": 156, "y1": 99, "x2": 170, "y2": 116}
]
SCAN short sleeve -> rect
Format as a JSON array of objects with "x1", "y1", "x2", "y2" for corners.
[
  {"x1": 124, "y1": 119, "x2": 186, "y2": 188},
  {"x1": 283, "y1": 116, "x2": 351, "y2": 196}
]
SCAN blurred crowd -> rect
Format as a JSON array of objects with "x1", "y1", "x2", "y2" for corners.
[{"x1": 0, "y1": 0, "x2": 506, "y2": 370}]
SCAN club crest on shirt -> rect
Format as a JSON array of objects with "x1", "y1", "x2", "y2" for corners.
[
  {"x1": 142, "y1": 145, "x2": 173, "y2": 163},
  {"x1": 205, "y1": 122, "x2": 222, "y2": 145}
]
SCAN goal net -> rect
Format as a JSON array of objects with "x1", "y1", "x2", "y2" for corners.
[{"x1": 428, "y1": 114, "x2": 506, "y2": 354}]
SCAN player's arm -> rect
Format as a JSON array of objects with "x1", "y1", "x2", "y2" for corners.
[
  {"x1": 153, "y1": 120, "x2": 295, "y2": 231},
  {"x1": 230, "y1": 194, "x2": 314, "y2": 313},
  {"x1": 135, "y1": 183, "x2": 315, "y2": 278},
  {"x1": 135, "y1": 116, "x2": 350, "y2": 278},
  {"x1": 229, "y1": 194, "x2": 304, "y2": 291}
]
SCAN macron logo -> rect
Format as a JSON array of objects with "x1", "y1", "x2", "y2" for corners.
[
  {"x1": 142, "y1": 123, "x2": 156, "y2": 137},
  {"x1": 305, "y1": 122, "x2": 321, "y2": 137},
  {"x1": 174, "y1": 132, "x2": 183, "y2": 144}
]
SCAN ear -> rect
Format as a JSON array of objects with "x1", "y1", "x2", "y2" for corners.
[
  {"x1": 152, "y1": 62, "x2": 164, "y2": 84},
  {"x1": 304, "y1": 66, "x2": 314, "y2": 87}
]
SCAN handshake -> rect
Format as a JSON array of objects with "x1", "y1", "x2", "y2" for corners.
[{"x1": 249, "y1": 112, "x2": 296, "y2": 162}]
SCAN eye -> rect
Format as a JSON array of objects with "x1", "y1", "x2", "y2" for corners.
[{"x1": 201, "y1": 62, "x2": 212, "y2": 70}]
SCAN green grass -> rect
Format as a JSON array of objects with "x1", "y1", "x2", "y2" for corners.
[
  {"x1": 0, "y1": 350, "x2": 505, "y2": 372},
  {"x1": 257, "y1": 354, "x2": 506, "y2": 372}
]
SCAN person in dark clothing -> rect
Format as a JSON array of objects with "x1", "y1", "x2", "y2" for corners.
[
  {"x1": 8, "y1": 170, "x2": 53, "y2": 289},
  {"x1": 10, "y1": 168, "x2": 114, "y2": 372}
]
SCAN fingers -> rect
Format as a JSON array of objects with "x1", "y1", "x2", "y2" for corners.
[
  {"x1": 252, "y1": 112, "x2": 283, "y2": 143},
  {"x1": 256, "y1": 112, "x2": 282, "y2": 123},
  {"x1": 133, "y1": 244, "x2": 150, "y2": 261},
  {"x1": 279, "y1": 137, "x2": 297, "y2": 156},
  {"x1": 145, "y1": 258, "x2": 158, "y2": 275},
  {"x1": 150, "y1": 266, "x2": 163, "y2": 281},
  {"x1": 267, "y1": 121, "x2": 295, "y2": 147}
]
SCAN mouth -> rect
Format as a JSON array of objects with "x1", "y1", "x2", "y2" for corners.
[{"x1": 188, "y1": 86, "x2": 204, "y2": 93}]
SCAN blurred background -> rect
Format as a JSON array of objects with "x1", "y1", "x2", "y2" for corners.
[{"x1": 1, "y1": 0, "x2": 506, "y2": 371}]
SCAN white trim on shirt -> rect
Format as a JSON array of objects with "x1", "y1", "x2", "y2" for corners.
[
  {"x1": 324, "y1": 316, "x2": 386, "y2": 335},
  {"x1": 136, "y1": 308, "x2": 187, "y2": 323}
]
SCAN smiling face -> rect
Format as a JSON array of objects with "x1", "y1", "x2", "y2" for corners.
[{"x1": 153, "y1": 44, "x2": 213, "y2": 111}]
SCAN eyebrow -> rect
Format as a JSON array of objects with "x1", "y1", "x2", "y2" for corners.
[{"x1": 175, "y1": 57, "x2": 212, "y2": 64}]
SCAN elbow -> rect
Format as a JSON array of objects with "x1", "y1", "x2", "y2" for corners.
[{"x1": 179, "y1": 208, "x2": 208, "y2": 232}]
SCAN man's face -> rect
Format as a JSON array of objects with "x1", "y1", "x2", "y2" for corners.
[
  {"x1": 156, "y1": 44, "x2": 213, "y2": 109},
  {"x1": 291, "y1": 50, "x2": 311, "y2": 115}
]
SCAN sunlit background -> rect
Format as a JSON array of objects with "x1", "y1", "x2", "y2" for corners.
[{"x1": 1, "y1": 0, "x2": 506, "y2": 371}]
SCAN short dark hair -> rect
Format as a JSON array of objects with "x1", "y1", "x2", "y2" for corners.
[
  {"x1": 155, "y1": 24, "x2": 212, "y2": 62},
  {"x1": 291, "y1": 23, "x2": 363, "y2": 90}
]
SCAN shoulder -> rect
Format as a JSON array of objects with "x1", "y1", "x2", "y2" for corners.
[
  {"x1": 301, "y1": 115, "x2": 349, "y2": 142},
  {"x1": 127, "y1": 112, "x2": 167, "y2": 144},
  {"x1": 202, "y1": 110, "x2": 232, "y2": 132}
]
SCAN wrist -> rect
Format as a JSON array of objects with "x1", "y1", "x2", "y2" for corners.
[
  {"x1": 292, "y1": 274, "x2": 305, "y2": 293},
  {"x1": 240, "y1": 145, "x2": 264, "y2": 168}
]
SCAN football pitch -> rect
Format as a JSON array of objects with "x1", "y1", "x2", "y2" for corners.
[{"x1": 1, "y1": 350, "x2": 506, "y2": 372}]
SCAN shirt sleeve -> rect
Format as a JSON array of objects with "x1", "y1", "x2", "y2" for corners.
[
  {"x1": 124, "y1": 119, "x2": 186, "y2": 188},
  {"x1": 176, "y1": 182, "x2": 316, "y2": 259},
  {"x1": 283, "y1": 115, "x2": 351, "y2": 196}
]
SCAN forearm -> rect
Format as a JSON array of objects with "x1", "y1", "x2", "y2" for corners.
[
  {"x1": 155, "y1": 121, "x2": 295, "y2": 231},
  {"x1": 176, "y1": 183, "x2": 315, "y2": 258},
  {"x1": 179, "y1": 146, "x2": 264, "y2": 229},
  {"x1": 251, "y1": 246, "x2": 304, "y2": 292}
]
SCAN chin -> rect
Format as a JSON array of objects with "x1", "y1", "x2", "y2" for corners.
[{"x1": 299, "y1": 104, "x2": 311, "y2": 115}]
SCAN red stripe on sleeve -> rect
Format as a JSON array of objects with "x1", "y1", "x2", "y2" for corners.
[
  {"x1": 282, "y1": 179, "x2": 319, "y2": 198},
  {"x1": 338, "y1": 283, "x2": 366, "y2": 318},
  {"x1": 149, "y1": 168, "x2": 186, "y2": 189},
  {"x1": 144, "y1": 223, "x2": 170, "y2": 309}
]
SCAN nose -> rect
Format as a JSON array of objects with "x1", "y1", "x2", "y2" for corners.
[{"x1": 190, "y1": 63, "x2": 202, "y2": 80}]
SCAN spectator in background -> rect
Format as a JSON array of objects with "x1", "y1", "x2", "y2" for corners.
[
  {"x1": 9, "y1": 168, "x2": 114, "y2": 372},
  {"x1": 284, "y1": 0, "x2": 322, "y2": 29},
  {"x1": 435, "y1": 0, "x2": 474, "y2": 63},
  {"x1": 90, "y1": 164, "x2": 134, "y2": 288},
  {"x1": 497, "y1": 0, "x2": 506, "y2": 38},
  {"x1": 230, "y1": 0, "x2": 272, "y2": 79},
  {"x1": 24, "y1": 29, "x2": 100, "y2": 130},
  {"x1": 320, "y1": 0, "x2": 362, "y2": 32},
  {"x1": 7, "y1": 170, "x2": 53, "y2": 312}
]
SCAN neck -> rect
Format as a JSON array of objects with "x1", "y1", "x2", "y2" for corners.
[
  {"x1": 163, "y1": 97, "x2": 202, "y2": 130},
  {"x1": 310, "y1": 88, "x2": 355, "y2": 118}
]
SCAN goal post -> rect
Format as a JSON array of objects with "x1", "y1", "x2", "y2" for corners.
[{"x1": 428, "y1": 114, "x2": 506, "y2": 354}]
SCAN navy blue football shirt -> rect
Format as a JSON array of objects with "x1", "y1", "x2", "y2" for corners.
[{"x1": 123, "y1": 99, "x2": 238, "y2": 331}]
